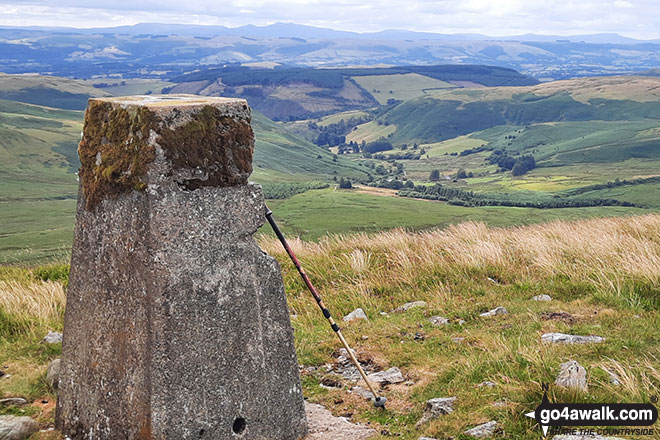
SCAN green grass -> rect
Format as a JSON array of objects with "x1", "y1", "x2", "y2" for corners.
[
  {"x1": 263, "y1": 188, "x2": 651, "y2": 240},
  {"x1": 318, "y1": 110, "x2": 370, "y2": 127},
  {"x1": 3, "y1": 215, "x2": 659, "y2": 439},
  {"x1": 345, "y1": 121, "x2": 397, "y2": 144},
  {"x1": 352, "y1": 73, "x2": 455, "y2": 105}
]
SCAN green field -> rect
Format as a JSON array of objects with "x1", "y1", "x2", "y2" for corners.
[
  {"x1": 346, "y1": 120, "x2": 397, "y2": 144},
  {"x1": 264, "y1": 188, "x2": 651, "y2": 240},
  {"x1": 352, "y1": 73, "x2": 455, "y2": 105}
]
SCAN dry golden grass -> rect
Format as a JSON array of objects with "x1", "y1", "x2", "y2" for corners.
[
  {"x1": 0, "y1": 280, "x2": 65, "y2": 331},
  {"x1": 261, "y1": 214, "x2": 660, "y2": 303}
]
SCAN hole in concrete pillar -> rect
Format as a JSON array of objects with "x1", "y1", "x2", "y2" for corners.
[
  {"x1": 232, "y1": 417, "x2": 246, "y2": 435},
  {"x1": 198, "y1": 428, "x2": 205, "y2": 437}
]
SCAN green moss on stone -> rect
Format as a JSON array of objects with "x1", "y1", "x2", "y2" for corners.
[{"x1": 78, "y1": 101, "x2": 158, "y2": 210}]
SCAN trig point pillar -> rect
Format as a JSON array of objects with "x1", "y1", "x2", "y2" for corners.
[{"x1": 56, "y1": 95, "x2": 308, "y2": 440}]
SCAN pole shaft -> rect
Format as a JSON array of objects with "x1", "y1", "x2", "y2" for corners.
[{"x1": 265, "y1": 206, "x2": 380, "y2": 399}]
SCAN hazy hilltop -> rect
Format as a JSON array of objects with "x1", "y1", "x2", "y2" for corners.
[{"x1": 2, "y1": 22, "x2": 660, "y2": 80}]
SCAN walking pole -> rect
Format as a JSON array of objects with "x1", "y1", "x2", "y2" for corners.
[{"x1": 265, "y1": 205, "x2": 387, "y2": 409}]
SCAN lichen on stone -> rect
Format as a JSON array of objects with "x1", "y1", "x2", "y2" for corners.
[
  {"x1": 157, "y1": 105, "x2": 254, "y2": 190},
  {"x1": 78, "y1": 101, "x2": 158, "y2": 210}
]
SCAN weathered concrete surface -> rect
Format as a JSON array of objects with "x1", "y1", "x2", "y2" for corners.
[
  {"x1": 304, "y1": 403, "x2": 376, "y2": 440},
  {"x1": 56, "y1": 96, "x2": 307, "y2": 440}
]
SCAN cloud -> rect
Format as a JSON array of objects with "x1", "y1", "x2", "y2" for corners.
[{"x1": 0, "y1": 0, "x2": 658, "y2": 39}]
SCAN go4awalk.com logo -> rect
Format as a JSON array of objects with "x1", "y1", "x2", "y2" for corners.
[{"x1": 525, "y1": 384, "x2": 658, "y2": 437}]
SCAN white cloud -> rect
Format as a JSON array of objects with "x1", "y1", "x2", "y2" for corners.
[{"x1": 0, "y1": 0, "x2": 658, "y2": 39}]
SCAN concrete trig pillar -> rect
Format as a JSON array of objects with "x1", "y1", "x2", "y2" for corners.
[{"x1": 56, "y1": 95, "x2": 308, "y2": 440}]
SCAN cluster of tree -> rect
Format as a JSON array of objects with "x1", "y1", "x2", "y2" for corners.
[
  {"x1": 372, "y1": 151, "x2": 421, "y2": 160},
  {"x1": 487, "y1": 150, "x2": 536, "y2": 175},
  {"x1": 363, "y1": 138, "x2": 394, "y2": 153},
  {"x1": 459, "y1": 145, "x2": 488, "y2": 156},
  {"x1": 367, "y1": 178, "x2": 415, "y2": 190},
  {"x1": 338, "y1": 177, "x2": 353, "y2": 189},
  {"x1": 398, "y1": 183, "x2": 637, "y2": 209},
  {"x1": 261, "y1": 182, "x2": 330, "y2": 199},
  {"x1": 314, "y1": 115, "x2": 372, "y2": 147},
  {"x1": 93, "y1": 81, "x2": 126, "y2": 88},
  {"x1": 511, "y1": 155, "x2": 536, "y2": 176}
]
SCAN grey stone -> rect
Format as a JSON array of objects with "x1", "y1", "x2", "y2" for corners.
[
  {"x1": 0, "y1": 398, "x2": 27, "y2": 407},
  {"x1": 555, "y1": 360, "x2": 588, "y2": 391},
  {"x1": 428, "y1": 316, "x2": 449, "y2": 326},
  {"x1": 0, "y1": 415, "x2": 39, "y2": 440},
  {"x1": 416, "y1": 397, "x2": 456, "y2": 427},
  {"x1": 367, "y1": 367, "x2": 404, "y2": 384},
  {"x1": 56, "y1": 97, "x2": 306, "y2": 440},
  {"x1": 42, "y1": 331, "x2": 62, "y2": 344},
  {"x1": 46, "y1": 359, "x2": 60, "y2": 391},
  {"x1": 464, "y1": 420, "x2": 498, "y2": 438},
  {"x1": 418, "y1": 437, "x2": 438, "y2": 440},
  {"x1": 343, "y1": 308, "x2": 368, "y2": 322},
  {"x1": 304, "y1": 403, "x2": 376, "y2": 440},
  {"x1": 334, "y1": 349, "x2": 374, "y2": 381},
  {"x1": 542, "y1": 333, "x2": 605, "y2": 344},
  {"x1": 479, "y1": 307, "x2": 507, "y2": 317},
  {"x1": 395, "y1": 301, "x2": 427, "y2": 312},
  {"x1": 491, "y1": 401, "x2": 507, "y2": 408},
  {"x1": 532, "y1": 294, "x2": 552, "y2": 301},
  {"x1": 478, "y1": 381, "x2": 496, "y2": 388},
  {"x1": 452, "y1": 337, "x2": 466, "y2": 343},
  {"x1": 350, "y1": 386, "x2": 373, "y2": 401}
]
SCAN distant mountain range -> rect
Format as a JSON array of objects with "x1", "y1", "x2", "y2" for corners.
[
  {"x1": 2, "y1": 22, "x2": 660, "y2": 80},
  {"x1": 5, "y1": 22, "x2": 658, "y2": 44}
]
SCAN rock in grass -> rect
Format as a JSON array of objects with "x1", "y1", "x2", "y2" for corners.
[
  {"x1": 0, "y1": 415, "x2": 39, "y2": 440},
  {"x1": 367, "y1": 367, "x2": 404, "y2": 384},
  {"x1": 42, "y1": 331, "x2": 62, "y2": 344},
  {"x1": 555, "y1": 360, "x2": 588, "y2": 391},
  {"x1": 464, "y1": 420, "x2": 498, "y2": 438},
  {"x1": 428, "y1": 316, "x2": 449, "y2": 326},
  {"x1": 415, "y1": 397, "x2": 456, "y2": 427},
  {"x1": 478, "y1": 381, "x2": 496, "y2": 388},
  {"x1": 0, "y1": 398, "x2": 27, "y2": 407},
  {"x1": 46, "y1": 359, "x2": 61, "y2": 391},
  {"x1": 343, "y1": 308, "x2": 368, "y2": 322},
  {"x1": 532, "y1": 294, "x2": 552, "y2": 301},
  {"x1": 305, "y1": 402, "x2": 376, "y2": 440},
  {"x1": 350, "y1": 386, "x2": 373, "y2": 401},
  {"x1": 418, "y1": 437, "x2": 438, "y2": 440},
  {"x1": 479, "y1": 307, "x2": 507, "y2": 317},
  {"x1": 542, "y1": 333, "x2": 605, "y2": 344},
  {"x1": 395, "y1": 301, "x2": 427, "y2": 312}
]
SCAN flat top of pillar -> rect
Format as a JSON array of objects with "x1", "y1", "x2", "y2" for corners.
[{"x1": 91, "y1": 94, "x2": 247, "y2": 108}]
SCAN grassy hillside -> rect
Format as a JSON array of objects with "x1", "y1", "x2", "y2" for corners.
[
  {"x1": 380, "y1": 77, "x2": 660, "y2": 145},
  {"x1": 169, "y1": 64, "x2": 537, "y2": 120},
  {"x1": 0, "y1": 74, "x2": 110, "y2": 110},
  {"x1": 2, "y1": 215, "x2": 659, "y2": 439},
  {"x1": 251, "y1": 110, "x2": 369, "y2": 182},
  {"x1": 0, "y1": 92, "x2": 369, "y2": 263}
]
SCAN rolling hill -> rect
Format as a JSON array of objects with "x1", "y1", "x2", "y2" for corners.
[
  {"x1": 0, "y1": 78, "x2": 369, "y2": 262},
  {"x1": 168, "y1": 65, "x2": 538, "y2": 120}
]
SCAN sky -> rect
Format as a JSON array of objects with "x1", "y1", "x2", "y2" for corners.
[{"x1": 1, "y1": 0, "x2": 659, "y2": 40}]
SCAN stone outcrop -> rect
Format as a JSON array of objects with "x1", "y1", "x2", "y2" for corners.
[{"x1": 56, "y1": 95, "x2": 307, "y2": 440}]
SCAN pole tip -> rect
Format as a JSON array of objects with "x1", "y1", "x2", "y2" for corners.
[{"x1": 373, "y1": 396, "x2": 387, "y2": 409}]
